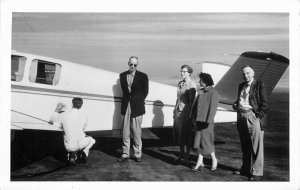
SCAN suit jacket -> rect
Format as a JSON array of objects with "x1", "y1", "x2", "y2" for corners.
[
  {"x1": 120, "y1": 70, "x2": 149, "y2": 117},
  {"x1": 234, "y1": 79, "x2": 269, "y2": 130}
]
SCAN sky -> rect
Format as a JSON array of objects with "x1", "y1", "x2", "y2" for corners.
[{"x1": 11, "y1": 13, "x2": 289, "y2": 87}]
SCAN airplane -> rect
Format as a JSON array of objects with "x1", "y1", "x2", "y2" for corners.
[{"x1": 11, "y1": 50, "x2": 289, "y2": 136}]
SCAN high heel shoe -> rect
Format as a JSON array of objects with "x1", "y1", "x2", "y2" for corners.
[
  {"x1": 191, "y1": 164, "x2": 204, "y2": 172},
  {"x1": 173, "y1": 157, "x2": 184, "y2": 165},
  {"x1": 183, "y1": 156, "x2": 191, "y2": 167},
  {"x1": 211, "y1": 159, "x2": 218, "y2": 171}
]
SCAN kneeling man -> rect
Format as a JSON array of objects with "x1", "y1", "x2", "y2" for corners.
[{"x1": 62, "y1": 97, "x2": 96, "y2": 165}]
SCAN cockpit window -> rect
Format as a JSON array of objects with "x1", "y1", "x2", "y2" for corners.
[
  {"x1": 29, "y1": 59, "x2": 61, "y2": 85},
  {"x1": 11, "y1": 55, "x2": 26, "y2": 82}
]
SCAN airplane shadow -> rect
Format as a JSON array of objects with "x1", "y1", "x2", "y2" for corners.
[
  {"x1": 90, "y1": 127, "x2": 234, "y2": 172},
  {"x1": 11, "y1": 127, "x2": 229, "y2": 172},
  {"x1": 92, "y1": 139, "x2": 176, "y2": 165},
  {"x1": 92, "y1": 137, "x2": 122, "y2": 159},
  {"x1": 11, "y1": 130, "x2": 67, "y2": 171},
  {"x1": 145, "y1": 145, "x2": 236, "y2": 172},
  {"x1": 142, "y1": 148, "x2": 175, "y2": 165},
  {"x1": 91, "y1": 128, "x2": 175, "y2": 160}
]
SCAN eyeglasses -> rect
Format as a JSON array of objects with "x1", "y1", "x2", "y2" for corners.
[
  {"x1": 180, "y1": 70, "x2": 188, "y2": 73},
  {"x1": 129, "y1": 63, "x2": 137, "y2": 67}
]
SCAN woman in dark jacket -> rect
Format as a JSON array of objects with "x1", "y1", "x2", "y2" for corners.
[{"x1": 190, "y1": 72, "x2": 219, "y2": 171}]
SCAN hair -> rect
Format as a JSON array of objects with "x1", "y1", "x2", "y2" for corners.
[
  {"x1": 129, "y1": 56, "x2": 138, "y2": 62},
  {"x1": 181, "y1": 65, "x2": 193, "y2": 74},
  {"x1": 55, "y1": 102, "x2": 66, "y2": 113},
  {"x1": 72, "y1": 97, "x2": 83, "y2": 109},
  {"x1": 241, "y1": 65, "x2": 254, "y2": 71},
  {"x1": 199, "y1": 72, "x2": 214, "y2": 86}
]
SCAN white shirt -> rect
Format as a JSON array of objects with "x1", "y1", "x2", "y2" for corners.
[
  {"x1": 239, "y1": 78, "x2": 254, "y2": 110},
  {"x1": 127, "y1": 70, "x2": 136, "y2": 92},
  {"x1": 61, "y1": 108, "x2": 88, "y2": 142}
]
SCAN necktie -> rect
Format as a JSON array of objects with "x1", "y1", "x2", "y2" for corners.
[
  {"x1": 129, "y1": 74, "x2": 133, "y2": 86},
  {"x1": 128, "y1": 74, "x2": 134, "y2": 92}
]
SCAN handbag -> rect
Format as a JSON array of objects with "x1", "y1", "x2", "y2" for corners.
[{"x1": 191, "y1": 121, "x2": 209, "y2": 132}]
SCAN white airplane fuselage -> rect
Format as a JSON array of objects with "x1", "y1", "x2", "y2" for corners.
[{"x1": 11, "y1": 51, "x2": 236, "y2": 132}]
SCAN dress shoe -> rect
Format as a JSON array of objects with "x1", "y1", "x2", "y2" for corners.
[
  {"x1": 233, "y1": 170, "x2": 249, "y2": 176},
  {"x1": 183, "y1": 156, "x2": 192, "y2": 166},
  {"x1": 173, "y1": 157, "x2": 184, "y2": 165},
  {"x1": 191, "y1": 164, "x2": 204, "y2": 172},
  {"x1": 68, "y1": 152, "x2": 77, "y2": 166},
  {"x1": 211, "y1": 159, "x2": 218, "y2": 171},
  {"x1": 134, "y1": 157, "x2": 142, "y2": 162},
  {"x1": 76, "y1": 151, "x2": 87, "y2": 163},
  {"x1": 183, "y1": 154, "x2": 190, "y2": 163},
  {"x1": 248, "y1": 175, "x2": 263, "y2": 181},
  {"x1": 117, "y1": 156, "x2": 129, "y2": 162},
  {"x1": 69, "y1": 157, "x2": 76, "y2": 166}
]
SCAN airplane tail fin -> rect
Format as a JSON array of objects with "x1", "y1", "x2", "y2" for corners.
[
  {"x1": 197, "y1": 62, "x2": 231, "y2": 85},
  {"x1": 215, "y1": 51, "x2": 289, "y2": 105}
]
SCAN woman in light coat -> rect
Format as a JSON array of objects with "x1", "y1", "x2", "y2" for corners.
[{"x1": 173, "y1": 65, "x2": 196, "y2": 164}]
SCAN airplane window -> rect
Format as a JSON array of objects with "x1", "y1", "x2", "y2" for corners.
[
  {"x1": 11, "y1": 55, "x2": 26, "y2": 82},
  {"x1": 29, "y1": 59, "x2": 62, "y2": 85}
]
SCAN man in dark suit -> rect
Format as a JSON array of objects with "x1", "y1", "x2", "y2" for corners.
[
  {"x1": 233, "y1": 65, "x2": 268, "y2": 181},
  {"x1": 118, "y1": 56, "x2": 149, "y2": 162}
]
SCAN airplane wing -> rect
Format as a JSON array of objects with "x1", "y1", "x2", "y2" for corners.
[
  {"x1": 215, "y1": 52, "x2": 289, "y2": 105},
  {"x1": 11, "y1": 110, "x2": 62, "y2": 131}
]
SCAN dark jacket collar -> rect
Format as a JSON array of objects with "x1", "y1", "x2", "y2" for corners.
[
  {"x1": 127, "y1": 70, "x2": 138, "y2": 75},
  {"x1": 200, "y1": 85, "x2": 214, "y2": 92},
  {"x1": 242, "y1": 78, "x2": 256, "y2": 86}
]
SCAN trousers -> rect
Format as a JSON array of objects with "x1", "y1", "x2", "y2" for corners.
[
  {"x1": 64, "y1": 136, "x2": 96, "y2": 157},
  {"x1": 121, "y1": 103, "x2": 143, "y2": 158},
  {"x1": 237, "y1": 110, "x2": 264, "y2": 176}
]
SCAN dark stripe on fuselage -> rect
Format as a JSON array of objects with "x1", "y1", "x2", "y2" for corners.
[
  {"x1": 11, "y1": 110, "x2": 50, "y2": 123},
  {"x1": 12, "y1": 84, "x2": 122, "y2": 100},
  {"x1": 11, "y1": 84, "x2": 175, "y2": 107},
  {"x1": 11, "y1": 84, "x2": 234, "y2": 112}
]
